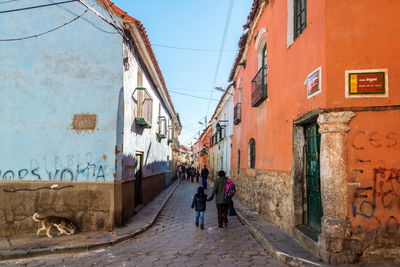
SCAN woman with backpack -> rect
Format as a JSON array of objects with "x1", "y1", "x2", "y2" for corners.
[{"x1": 209, "y1": 170, "x2": 232, "y2": 228}]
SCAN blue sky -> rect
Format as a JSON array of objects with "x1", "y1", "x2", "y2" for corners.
[{"x1": 112, "y1": 0, "x2": 253, "y2": 146}]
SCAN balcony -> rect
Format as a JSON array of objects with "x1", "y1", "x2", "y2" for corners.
[
  {"x1": 251, "y1": 65, "x2": 268, "y2": 107},
  {"x1": 234, "y1": 103, "x2": 241, "y2": 124}
]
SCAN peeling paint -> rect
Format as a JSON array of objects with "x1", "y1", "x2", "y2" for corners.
[{"x1": 72, "y1": 114, "x2": 97, "y2": 133}]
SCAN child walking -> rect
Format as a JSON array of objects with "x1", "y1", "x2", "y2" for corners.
[{"x1": 191, "y1": 186, "x2": 211, "y2": 230}]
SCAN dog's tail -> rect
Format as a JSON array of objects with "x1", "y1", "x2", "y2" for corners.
[{"x1": 32, "y1": 213, "x2": 42, "y2": 222}]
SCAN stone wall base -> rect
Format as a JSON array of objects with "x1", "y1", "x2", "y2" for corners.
[
  {"x1": 142, "y1": 172, "x2": 166, "y2": 205},
  {"x1": 231, "y1": 168, "x2": 293, "y2": 235},
  {"x1": 0, "y1": 181, "x2": 116, "y2": 237},
  {"x1": 121, "y1": 179, "x2": 135, "y2": 223},
  {"x1": 295, "y1": 228, "x2": 400, "y2": 264}
]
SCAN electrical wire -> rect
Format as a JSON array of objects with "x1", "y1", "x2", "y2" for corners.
[
  {"x1": 168, "y1": 90, "x2": 226, "y2": 101},
  {"x1": 206, "y1": 0, "x2": 234, "y2": 117},
  {"x1": 0, "y1": 0, "x2": 77, "y2": 13},
  {"x1": 170, "y1": 87, "x2": 211, "y2": 93},
  {"x1": 151, "y1": 43, "x2": 236, "y2": 52},
  {"x1": 99, "y1": 0, "x2": 124, "y2": 37},
  {"x1": 0, "y1": 7, "x2": 88, "y2": 41},
  {"x1": 48, "y1": 0, "x2": 118, "y2": 34},
  {"x1": 0, "y1": 0, "x2": 18, "y2": 5},
  {"x1": 76, "y1": 0, "x2": 123, "y2": 37}
]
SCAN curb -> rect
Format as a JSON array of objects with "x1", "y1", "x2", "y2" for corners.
[
  {"x1": 1, "y1": 178, "x2": 182, "y2": 261},
  {"x1": 235, "y1": 208, "x2": 303, "y2": 267}
]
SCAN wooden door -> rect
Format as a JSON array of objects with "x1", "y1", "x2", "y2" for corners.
[{"x1": 135, "y1": 153, "x2": 143, "y2": 207}]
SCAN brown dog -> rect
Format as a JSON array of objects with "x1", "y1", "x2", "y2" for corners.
[{"x1": 32, "y1": 213, "x2": 77, "y2": 238}]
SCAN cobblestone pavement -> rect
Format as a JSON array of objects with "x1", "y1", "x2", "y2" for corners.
[{"x1": 1, "y1": 180, "x2": 284, "y2": 266}]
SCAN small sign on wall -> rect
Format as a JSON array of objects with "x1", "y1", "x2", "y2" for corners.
[
  {"x1": 345, "y1": 69, "x2": 388, "y2": 98},
  {"x1": 305, "y1": 66, "x2": 321, "y2": 98}
]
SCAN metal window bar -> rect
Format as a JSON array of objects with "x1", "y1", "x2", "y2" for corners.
[
  {"x1": 251, "y1": 65, "x2": 268, "y2": 107},
  {"x1": 234, "y1": 103, "x2": 241, "y2": 124},
  {"x1": 294, "y1": 0, "x2": 306, "y2": 39}
]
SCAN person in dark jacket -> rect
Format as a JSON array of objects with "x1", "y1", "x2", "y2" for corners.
[
  {"x1": 195, "y1": 167, "x2": 200, "y2": 183},
  {"x1": 209, "y1": 170, "x2": 231, "y2": 228},
  {"x1": 191, "y1": 186, "x2": 211, "y2": 229},
  {"x1": 200, "y1": 165, "x2": 209, "y2": 189}
]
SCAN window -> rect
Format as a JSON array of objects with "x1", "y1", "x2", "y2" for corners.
[
  {"x1": 157, "y1": 116, "x2": 167, "y2": 139},
  {"x1": 249, "y1": 138, "x2": 256, "y2": 169},
  {"x1": 137, "y1": 68, "x2": 143, "y2": 87},
  {"x1": 251, "y1": 42, "x2": 268, "y2": 107},
  {"x1": 135, "y1": 68, "x2": 153, "y2": 128},
  {"x1": 167, "y1": 122, "x2": 174, "y2": 145},
  {"x1": 234, "y1": 84, "x2": 242, "y2": 124},
  {"x1": 294, "y1": 0, "x2": 306, "y2": 39},
  {"x1": 238, "y1": 149, "x2": 241, "y2": 173}
]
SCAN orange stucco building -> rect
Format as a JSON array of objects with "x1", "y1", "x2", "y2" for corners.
[
  {"x1": 229, "y1": 0, "x2": 400, "y2": 264},
  {"x1": 198, "y1": 126, "x2": 212, "y2": 171}
]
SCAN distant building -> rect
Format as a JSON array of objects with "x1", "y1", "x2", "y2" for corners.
[
  {"x1": 229, "y1": 0, "x2": 400, "y2": 264},
  {"x1": 0, "y1": 0, "x2": 180, "y2": 236},
  {"x1": 198, "y1": 126, "x2": 212, "y2": 171},
  {"x1": 178, "y1": 145, "x2": 192, "y2": 165},
  {"x1": 191, "y1": 140, "x2": 200, "y2": 169},
  {"x1": 208, "y1": 84, "x2": 234, "y2": 180}
]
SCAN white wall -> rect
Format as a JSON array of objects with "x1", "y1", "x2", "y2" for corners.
[
  {"x1": 213, "y1": 86, "x2": 234, "y2": 176},
  {"x1": 122, "y1": 42, "x2": 172, "y2": 180}
]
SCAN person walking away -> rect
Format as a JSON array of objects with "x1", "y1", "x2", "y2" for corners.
[
  {"x1": 187, "y1": 167, "x2": 192, "y2": 182},
  {"x1": 182, "y1": 165, "x2": 187, "y2": 180},
  {"x1": 209, "y1": 170, "x2": 230, "y2": 228},
  {"x1": 178, "y1": 165, "x2": 182, "y2": 179},
  {"x1": 191, "y1": 186, "x2": 212, "y2": 229},
  {"x1": 195, "y1": 167, "x2": 200, "y2": 183},
  {"x1": 200, "y1": 165, "x2": 209, "y2": 189},
  {"x1": 189, "y1": 167, "x2": 194, "y2": 182}
]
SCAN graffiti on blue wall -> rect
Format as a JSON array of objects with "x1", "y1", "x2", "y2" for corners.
[{"x1": 0, "y1": 153, "x2": 113, "y2": 181}]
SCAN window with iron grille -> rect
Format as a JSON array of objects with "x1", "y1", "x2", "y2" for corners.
[
  {"x1": 249, "y1": 138, "x2": 256, "y2": 169},
  {"x1": 294, "y1": 0, "x2": 306, "y2": 39},
  {"x1": 238, "y1": 149, "x2": 241, "y2": 173},
  {"x1": 252, "y1": 43, "x2": 268, "y2": 107}
]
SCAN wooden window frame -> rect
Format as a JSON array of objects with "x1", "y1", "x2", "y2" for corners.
[
  {"x1": 248, "y1": 138, "x2": 256, "y2": 169},
  {"x1": 294, "y1": 0, "x2": 307, "y2": 40}
]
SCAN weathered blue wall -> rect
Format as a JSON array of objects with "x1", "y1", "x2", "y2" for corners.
[{"x1": 0, "y1": 0, "x2": 123, "y2": 181}]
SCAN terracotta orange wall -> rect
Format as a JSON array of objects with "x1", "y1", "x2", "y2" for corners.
[
  {"x1": 347, "y1": 110, "x2": 400, "y2": 232},
  {"x1": 199, "y1": 127, "x2": 211, "y2": 169},
  {"x1": 233, "y1": 0, "x2": 326, "y2": 172},
  {"x1": 325, "y1": 0, "x2": 400, "y2": 108}
]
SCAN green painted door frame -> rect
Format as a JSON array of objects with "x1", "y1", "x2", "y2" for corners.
[{"x1": 305, "y1": 122, "x2": 323, "y2": 232}]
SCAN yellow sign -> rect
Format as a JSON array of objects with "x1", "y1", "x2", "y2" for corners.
[{"x1": 350, "y1": 75, "x2": 358, "y2": 93}]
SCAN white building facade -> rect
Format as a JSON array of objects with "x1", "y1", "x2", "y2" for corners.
[{"x1": 209, "y1": 84, "x2": 234, "y2": 178}]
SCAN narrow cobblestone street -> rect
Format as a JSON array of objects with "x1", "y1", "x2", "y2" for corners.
[{"x1": 2, "y1": 180, "x2": 283, "y2": 267}]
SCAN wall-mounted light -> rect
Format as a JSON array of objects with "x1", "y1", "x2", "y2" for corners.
[
  {"x1": 238, "y1": 60, "x2": 246, "y2": 68},
  {"x1": 215, "y1": 87, "x2": 234, "y2": 96}
]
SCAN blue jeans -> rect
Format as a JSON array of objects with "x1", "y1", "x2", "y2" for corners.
[
  {"x1": 195, "y1": 211, "x2": 204, "y2": 225},
  {"x1": 202, "y1": 178, "x2": 207, "y2": 189}
]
